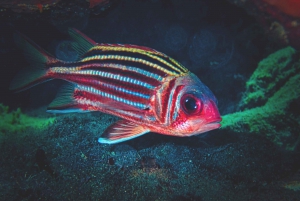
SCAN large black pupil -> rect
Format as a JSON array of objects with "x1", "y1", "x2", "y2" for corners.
[{"x1": 185, "y1": 97, "x2": 197, "y2": 112}]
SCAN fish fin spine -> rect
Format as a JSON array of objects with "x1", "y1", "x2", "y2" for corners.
[{"x1": 68, "y1": 28, "x2": 96, "y2": 59}]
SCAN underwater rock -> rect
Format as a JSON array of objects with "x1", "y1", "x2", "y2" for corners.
[
  {"x1": 87, "y1": 0, "x2": 110, "y2": 8},
  {"x1": 0, "y1": 0, "x2": 61, "y2": 13},
  {"x1": 112, "y1": 144, "x2": 138, "y2": 168},
  {"x1": 221, "y1": 47, "x2": 300, "y2": 150},
  {"x1": 283, "y1": 180, "x2": 300, "y2": 191},
  {"x1": 262, "y1": 0, "x2": 300, "y2": 18},
  {"x1": 108, "y1": 145, "x2": 139, "y2": 169},
  {"x1": 239, "y1": 46, "x2": 297, "y2": 109},
  {"x1": 35, "y1": 148, "x2": 57, "y2": 178},
  {"x1": 0, "y1": 0, "x2": 113, "y2": 26},
  {"x1": 50, "y1": 1, "x2": 90, "y2": 33},
  {"x1": 225, "y1": 0, "x2": 300, "y2": 49}
]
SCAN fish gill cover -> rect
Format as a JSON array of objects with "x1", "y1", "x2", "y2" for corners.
[{"x1": 0, "y1": 0, "x2": 300, "y2": 200}]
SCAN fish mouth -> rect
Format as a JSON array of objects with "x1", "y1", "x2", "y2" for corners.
[
  {"x1": 208, "y1": 118, "x2": 222, "y2": 125},
  {"x1": 204, "y1": 118, "x2": 222, "y2": 130},
  {"x1": 189, "y1": 117, "x2": 222, "y2": 136}
]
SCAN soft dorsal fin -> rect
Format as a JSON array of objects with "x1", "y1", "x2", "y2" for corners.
[
  {"x1": 68, "y1": 28, "x2": 96, "y2": 58},
  {"x1": 98, "y1": 120, "x2": 150, "y2": 144}
]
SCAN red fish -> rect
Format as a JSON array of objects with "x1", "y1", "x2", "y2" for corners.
[{"x1": 10, "y1": 29, "x2": 221, "y2": 144}]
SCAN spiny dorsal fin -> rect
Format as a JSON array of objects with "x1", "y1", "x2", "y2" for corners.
[{"x1": 68, "y1": 28, "x2": 96, "y2": 58}]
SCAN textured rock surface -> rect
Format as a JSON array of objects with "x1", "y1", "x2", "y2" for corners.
[
  {"x1": 222, "y1": 47, "x2": 300, "y2": 150},
  {"x1": 226, "y1": 0, "x2": 300, "y2": 49}
]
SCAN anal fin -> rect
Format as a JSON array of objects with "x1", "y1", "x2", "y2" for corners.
[
  {"x1": 98, "y1": 120, "x2": 149, "y2": 144},
  {"x1": 47, "y1": 83, "x2": 86, "y2": 113}
]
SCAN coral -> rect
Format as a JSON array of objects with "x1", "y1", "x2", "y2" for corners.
[
  {"x1": 0, "y1": 103, "x2": 55, "y2": 134},
  {"x1": 221, "y1": 47, "x2": 300, "y2": 150}
]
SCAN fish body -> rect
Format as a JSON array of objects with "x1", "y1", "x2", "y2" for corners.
[{"x1": 10, "y1": 29, "x2": 221, "y2": 144}]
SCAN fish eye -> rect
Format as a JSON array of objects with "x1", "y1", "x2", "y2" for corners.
[{"x1": 181, "y1": 94, "x2": 202, "y2": 115}]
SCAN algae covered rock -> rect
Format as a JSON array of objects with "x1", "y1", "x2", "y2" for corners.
[
  {"x1": 221, "y1": 47, "x2": 300, "y2": 150},
  {"x1": 239, "y1": 46, "x2": 298, "y2": 109},
  {"x1": 0, "y1": 103, "x2": 55, "y2": 134}
]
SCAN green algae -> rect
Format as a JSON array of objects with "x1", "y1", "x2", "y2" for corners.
[
  {"x1": 240, "y1": 46, "x2": 298, "y2": 109},
  {"x1": 0, "y1": 103, "x2": 55, "y2": 134},
  {"x1": 221, "y1": 47, "x2": 300, "y2": 150}
]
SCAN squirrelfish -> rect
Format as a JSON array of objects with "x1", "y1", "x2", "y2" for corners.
[{"x1": 10, "y1": 29, "x2": 221, "y2": 144}]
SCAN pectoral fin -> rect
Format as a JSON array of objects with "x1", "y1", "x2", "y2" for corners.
[{"x1": 98, "y1": 120, "x2": 150, "y2": 144}]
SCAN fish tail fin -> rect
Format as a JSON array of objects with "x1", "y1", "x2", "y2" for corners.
[{"x1": 10, "y1": 32, "x2": 57, "y2": 92}]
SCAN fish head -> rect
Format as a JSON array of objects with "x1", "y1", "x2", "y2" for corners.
[{"x1": 170, "y1": 73, "x2": 221, "y2": 136}]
